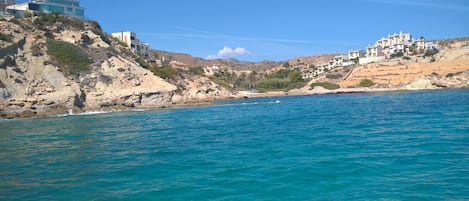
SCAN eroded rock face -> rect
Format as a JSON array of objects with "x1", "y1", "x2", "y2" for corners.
[
  {"x1": 83, "y1": 56, "x2": 177, "y2": 110},
  {"x1": 403, "y1": 71, "x2": 469, "y2": 90},
  {"x1": 427, "y1": 72, "x2": 469, "y2": 88},
  {"x1": 405, "y1": 77, "x2": 439, "y2": 90},
  {"x1": 0, "y1": 18, "x2": 239, "y2": 118},
  {"x1": 171, "y1": 75, "x2": 237, "y2": 104},
  {"x1": 0, "y1": 33, "x2": 85, "y2": 117},
  {"x1": 0, "y1": 21, "x2": 178, "y2": 118}
]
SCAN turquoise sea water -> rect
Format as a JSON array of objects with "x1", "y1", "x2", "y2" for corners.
[{"x1": 1, "y1": 90, "x2": 468, "y2": 200}]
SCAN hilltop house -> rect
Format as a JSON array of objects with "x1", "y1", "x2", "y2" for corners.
[
  {"x1": 111, "y1": 31, "x2": 150, "y2": 56},
  {"x1": 301, "y1": 55, "x2": 354, "y2": 79},
  {"x1": 414, "y1": 38, "x2": 426, "y2": 51},
  {"x1": 6, "y1": 0, "x2": 85, "y2": 18},
  {"x1": 348, "y1": 49, "x2": 364, "y2": 61},
  {"x1": 425, "y1": 42, "x2": 439, "y2": 50},
  {"x1": 366, "y1": 45, "x2": 383, "y2": 57},
  {"x1": 204, "y1": 65, "x2": 223, "y2": 76}
]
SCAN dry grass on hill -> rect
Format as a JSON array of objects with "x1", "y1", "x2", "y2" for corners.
[{"x1": 339, "y1": 46, "x2": 469, "y2": 88}]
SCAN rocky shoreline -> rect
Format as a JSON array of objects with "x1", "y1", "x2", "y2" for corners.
[
  {"x1": 2, "y1": 69, "x2": 469, "y2": 119},
  {"x1": 3, "y1": 85, "x2": 468, "y2": 120},
  {"x1": 0, "y1": 17, "x2": 237, "y2": 119}
]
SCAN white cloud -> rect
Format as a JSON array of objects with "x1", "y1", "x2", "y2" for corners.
[{"x1": 207, "y1": 46, "x2": 250, "y2": 59}]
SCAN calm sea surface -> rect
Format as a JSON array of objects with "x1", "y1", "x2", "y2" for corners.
[{"x1": 1, "y1": 90, "x2": 468, "y2": 200}]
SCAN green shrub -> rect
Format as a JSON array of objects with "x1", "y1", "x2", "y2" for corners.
[
  {"x1": 188, "y1": 66, "x2": 205, "y2": 76},
  {"x1": 310, "y1": 82, "x2": 340, "y2": 90},
  {"x1": 136, "y1": 56, "x2": 151, "y2": 69},
  {"x1": 209, "y1": 76, "x2": 232, "y2": 89},
  {"x1": 88, "y1": 21, "x2": 102, "y2": 30},
  {"x1": 46, "y1": 39, "x2": 91, "y2": 74},
  {"x1": 8, "y1": 18, "x2": 22, "y2": 26},
  {"x1": 23, "y1": 12, "x2": 33, "y2": 18},
  {"x1": 44, "y1": 31, "x2": 54, "y2": 39},
  {"x1": 359, "y1": 79, "x2": 375, "y2": 87},
  {"x1": 268, "y1": 69, "x2": 290, "y2": 79},
  {"x1": 391, "y1": 51, "x2": 404, "y2": 58},
  {"x1": 284, "y1": 82, "x2": 308, "y2": 91},
  {"x1": 111, "y1": 36, "x2": 129, "y2": 47},
  {"x1": 34, "y1": 12, "x2": 84, "y2": 29},
  {"x1": 288, "y1": 70, "x2": 304, "y2": 83},
  {"x1": 326, "y1": 73, "x2": 342, "y2": 79},
  {"x1": 409, "y1": 45, "x2": 415, "y2": 53},
  {"x1": 1, "y1": 56, "x2": 16, "y2": 68},
  {"x1": 424, "y1": 49, "x2": 439, "y2": 57},
  {"x1": 403, "y1": 56, "x2": 411, "y2": 60},
  {"x1": 151, "y1": 65, "x2": 176, "y2": 80},
  {"x1": 14, "y1": 78, "x2": 23, "y2": 84},
  {"x1": 0, "y1": 39, "x2": 26, "y2": 58},
  {"x1": 68, "y1": 18, "x2": 84, "y2": 29},
  {"x1": 255, "y1": 78, "x2": 291, "y2": 90},
  {"x1": 33, "y1": 18, "x2": 50, "y2": 31},
  {"x1": 80, "y1": 34, "x2": 93, "y2": 46},
  {"x1": 12, "y1": 67, "x2": 22, "y2": 73},
  {"x1": 90, "y1": 22, "x2": 111, "y2": 45},
  {"x1": 0, "y1": 33, "x2": 12, "y2": 42}
]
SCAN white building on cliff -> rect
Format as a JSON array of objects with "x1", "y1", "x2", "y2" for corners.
[
  {"x1": 6, "y1": 0, "x2": 85, "y2": 18},
  {"x1": 111, "y1": 31, "x2": 150, "y2": 56}
]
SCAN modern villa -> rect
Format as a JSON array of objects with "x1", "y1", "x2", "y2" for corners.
[
  {"x1": 111, "y1": 31, "x2": 150, "y2": 56},
  {"x1": 6, "y1": 0, "x2": 85, "y2": 18}
]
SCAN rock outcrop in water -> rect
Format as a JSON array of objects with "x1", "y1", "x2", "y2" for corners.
[{"x1": 0, "y1": 16, "x2": 235, "y2": 118}]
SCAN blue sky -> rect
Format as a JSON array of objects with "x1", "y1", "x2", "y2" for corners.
[{"x1": 79, "y1": 0, "x2": 468, "y2": 61}]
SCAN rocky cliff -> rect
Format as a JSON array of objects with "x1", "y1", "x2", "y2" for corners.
[{"x1": 0, "y1": 16, "x2": 235, "y2": 118}]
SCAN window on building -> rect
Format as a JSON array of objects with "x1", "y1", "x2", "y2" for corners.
[
  {"x1": 47, "y1": 0, "x2": 76, "y2": 6},
  {"x1": 75, "y1": 9, "x2": 84, "y2": 17},
  {"x1": 43, "y1": 4, "x2": 65, "y2": 12}
]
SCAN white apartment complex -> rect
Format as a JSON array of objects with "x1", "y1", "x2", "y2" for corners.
[
  {"x1": 348, "y1": 49, "x2": 364, "y2": 60},
  {"x1": 204, "y1": 65, "x2": 223, "y2": 76},
  {"x1": 361, "y1": 32, "x2": 438, "y2": 60},
  {"x1": 366, "y1": 32, "x2": 412, "y2": 58},
  {"x1": 301, "y1": 32, "x2": 440, "y2": 79},
  {"x1": 6, "y1": 0, "x2": 85, "y2": 18},
  {"x1": 111, "y1": 31, "x2": 150, "y2": 56}
]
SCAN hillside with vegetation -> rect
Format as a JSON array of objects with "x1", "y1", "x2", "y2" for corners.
[
  {"x1": 0, "y1": 13, "x2": 236, "y2": 118},
  {"x1": 1, "y1": 13, "x2": 468, "y2": 118},
  {"x1": 152, "y1": 50, "x2": 280, "y2": 72}
]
